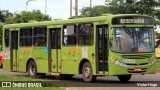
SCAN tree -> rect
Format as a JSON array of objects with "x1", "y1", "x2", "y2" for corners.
[
  {"x1": 5, "y1": 10, "x2": 51, "y2": 24},
  {"x1": 80, "y1": 0, "x2": 160, "y2": 17},
  {"x1": 1, "y1": 10, "x2": 51, "y2": 46},
  {"x1": 0, "y1": 10, "x2": 13, "y2": 23},
  {"x1": 80, "y1": 5, "x2": 108, "y2": 17},
  {"x1": 0, "y1": 10, "x2": 12, "y2": 46},
  {"x1": 105, "y1": 0, "x2": 159, "y2": 15}
]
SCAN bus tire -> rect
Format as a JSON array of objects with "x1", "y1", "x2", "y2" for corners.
[
  {"x1": 0, "y1": 64, "x2": 2, "y2": 68},
  {"x1": 28, "y1": 60, "x2": 37, "y2": 78},
  {"x1": 117, "y1": 75, "x2": 131, "y2": 82},
  {"x1": 82, "y1": 62, "x2": 96, "y2": 82}
]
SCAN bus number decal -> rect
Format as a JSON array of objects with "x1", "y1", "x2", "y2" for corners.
[{"x1": 82, "y1": 47, "x2": 88, "y2": 58}]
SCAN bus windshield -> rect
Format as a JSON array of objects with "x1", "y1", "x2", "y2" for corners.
[{"x1": 111, "y1": 27, "x2": 154, "y2": 53}]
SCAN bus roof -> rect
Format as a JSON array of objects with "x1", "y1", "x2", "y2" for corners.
[{"x1": 3, "y1": 14, "x2": 152, "y2": 28}]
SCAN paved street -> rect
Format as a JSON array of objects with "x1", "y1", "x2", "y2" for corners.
[{"x1": 0, "y1": 68, "x2": 160, "y2": 90}]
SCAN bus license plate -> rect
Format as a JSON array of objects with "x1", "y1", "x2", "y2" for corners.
[
  {"x1": 134, "y1": 68, "x2": 142, "y2": 71},
  {"x1": 125, "y1": 59, "x2": 135, "y2": 63}
]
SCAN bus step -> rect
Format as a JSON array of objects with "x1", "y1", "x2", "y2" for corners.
[{"x1": 50, "y1": 72, "x2": 60, "y2": 76}]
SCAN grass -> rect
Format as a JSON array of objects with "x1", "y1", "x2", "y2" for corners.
[{"x1": 0, "y1": 75, "x2": 65, "y2": 90}]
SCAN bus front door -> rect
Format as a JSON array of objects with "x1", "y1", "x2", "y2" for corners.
[
  {"x1": 96, "y1": 25, "x2": 108, "y2": 74},
  {"x1": 10, "y1": 31, "x2": 18, "y2": 71},
  {"x1": 48, "y1": 28, "x2": 61, "y2": 73}
]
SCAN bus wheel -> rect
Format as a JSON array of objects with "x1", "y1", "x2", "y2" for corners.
[
  {"x1": 82, "y1": 62, "x2": 96, "y2": 82},
  {"x1": 0, "y1": 64, "x2": 2, "y2": 68},
  {"x1": 28, "y1": 61, "x2": 37, "y2": 78},
  {"x1": 117, "y1": 75, "x2": 131, "y2": 82}
]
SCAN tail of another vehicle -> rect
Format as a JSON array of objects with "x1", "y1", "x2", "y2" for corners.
[{"x1": 0, "y1": 53, "x2": 3, "y2": 68}]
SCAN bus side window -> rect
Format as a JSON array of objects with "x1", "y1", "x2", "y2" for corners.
[
  {"x1": 4, "y1": 29, "x2": 10, "y2": 47},
  {"x1": 78, "y1": 23, "x2": 94, "y2": 45},
  {"x1": 33, "y1": 27, "x2": 47, "y2": 47},
  {"x1": 20, "y1": 27, "x2": 32, "y2": 47},
  {"x1": 63, "y1": 25, "x2": 77, "y2": 45}
]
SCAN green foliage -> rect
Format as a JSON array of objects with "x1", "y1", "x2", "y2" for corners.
[
  {"x1": 105, "y1": 0, "x2": 158, "y2": 15},
  {"x1": 0, "y1": 10, "x2": 51, "y2": 46},
  {"x1": 80, "y1": 5, "x2": 108, "y2": 17},
  {"x1": 0, "y1": 10, "x2": 13, "y2": 23},
  {"x1": 0, "y1": 10, "x2": 12, "y2": 46},
  {"x1": 80, "y1": 0, "x2": 160, "y2": 17},
  {"x1": 5, "y1": 10, "x2": 51, "y2": 24}
]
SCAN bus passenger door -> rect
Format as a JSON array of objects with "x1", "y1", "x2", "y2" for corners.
[
  {"x1": 10, "y1": 31, "x2": 18, "y2": 71},
  {"x1": 48, "y1": 28, "x2": 61, "y2": 73},
  {"x1": 96, "y1": 25, "x2": 108, "y2": 74}
]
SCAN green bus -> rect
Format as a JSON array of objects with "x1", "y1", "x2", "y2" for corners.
[{"x1": 2, "y1": 14, "x2": 156, "y2": 82}]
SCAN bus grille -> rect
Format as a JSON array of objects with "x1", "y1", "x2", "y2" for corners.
[
  {"x1": 127, "y1": 68, "x2": 147, "y2": 73},
  {"x1": 122, "y1": 54, "x2": 152, "y2": 59},
  {"x1": 126, "y1": 63, "x2": 148, "y2": 66}
]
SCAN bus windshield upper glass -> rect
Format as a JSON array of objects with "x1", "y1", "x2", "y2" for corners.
[{"x1": 111, "y1": 27, "x2": 154, "y2": 53}]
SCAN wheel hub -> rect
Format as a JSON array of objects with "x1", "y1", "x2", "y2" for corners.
[
  {"x1": 84, "y1": 67, "x2": 91, "y2": 78},
  {"x1": 30, "y1": 65, "x2": 35, "y2": 75}
]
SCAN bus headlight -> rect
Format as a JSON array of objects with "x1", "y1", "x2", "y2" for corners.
[
  {"x1": 111, "y1": 57, "x2": 128, "y2": 67},
  {"x1": 147, "y1": 58, "x2": 156, "y2": 66}
]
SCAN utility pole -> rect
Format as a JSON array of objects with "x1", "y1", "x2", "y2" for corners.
[
  {"x1": 45, "y1": 0, "x2": 47, "y2": 15},
  {"x1": 70, "y1": 0, "x2": 72, "y2": 17},
  {"x1": 75, "y1": 0, "x2": 78, "y2": 16},
  {"x1": 26, "y1": 0, "x2": 36, "y2": 11},
  {"x1": 90, "y1": 0, "x2": 92, "y2": 8},
  {"x1": 26, "y1": 0, "x2": 34, "y2": 11}
]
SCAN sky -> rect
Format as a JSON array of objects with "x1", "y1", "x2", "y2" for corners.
[{"x1": 0, "y1": 0, "x2": 106, "y2": 20}]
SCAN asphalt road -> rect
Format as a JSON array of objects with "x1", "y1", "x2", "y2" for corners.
[{"x1": 0, "y1": 69, "x2": 160, "y2": 90}]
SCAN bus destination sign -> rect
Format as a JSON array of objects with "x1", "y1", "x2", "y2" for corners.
[
  {"x1": 112, "y1": 16, "x2": 153, "y2": 24},
  {"x1": 120, "y1": 18, "x2": 144, "y2": 24}
]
